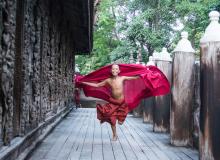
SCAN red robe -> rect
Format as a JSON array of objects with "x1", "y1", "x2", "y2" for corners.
[
  {"x1": 75, "y1": 64, "x2": 170, "y2": 124},
  {"x1": 97, "y1": 98, "x2": 129, "y2": 125}
]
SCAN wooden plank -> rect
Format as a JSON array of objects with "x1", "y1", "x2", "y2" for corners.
[
  {"x1": 55, "y1": 110, "x2": 89, "y2": 160},
  {"x1": 79, "y1": 110, "x2": 95, "y2": 160},
  {"x1": 102, "y1": 123, "x2": 115, "y2": 160},
  {"x1": 128, "y1": 117, "x2": 169, "y2": 148},
  {"x1": 126, "y1": 117, "x2": 175, "y2": 159},
  {"x1": 67, "y1": 110, "x2": 92, "y2": 160},
  {"x1": 30, "y1": 111, "x2": 82, "y2": 160},
  {"x1": 120, "y1": 122, "x2": 149, "y2": 160},
  {"x1": 44, "y1": 110, "x2": 87, "y2": 159},
  {"x1": 180, "y1": 148, "x2": 199, "y2": 160},
  {"x1": 106, "y1": 124, "x2": 126, "y2": 160},
  {"x1": 92, "y1": 118, "x2": 103, "y2": 160},
  {"x1": 28, "y1": 109, "x2": 199, "y2": 160},
  {"x1": 116, "y1": 125, "x2": 137, "y2": 160},
  {"x1": 122, "y1": 121, "x2": 159, "y2": 160},
  {"x1": 127, "y1": 116, "x2": 198, "y2": 160}
]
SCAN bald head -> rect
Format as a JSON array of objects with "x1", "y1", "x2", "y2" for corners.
[
  {"x1": 111, "y1": 64, "x2": 120, "y2": 76},
  {"x1": 112, "y1": 64, "x2": 119, "y2": 69}
]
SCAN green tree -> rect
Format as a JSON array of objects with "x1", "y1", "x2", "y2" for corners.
[
  {"x1": 76, "y1": 0, "x2": 220, "y2": 74},
  {"x1": 76, "y1": 0, "x2": 120, "y2": 74},
  {"x1": 110, "y1": 0, "x2": 176, "y2": 63},
  {"x1": 175, "y1": 0, "x2": 220, "y2": 50}
]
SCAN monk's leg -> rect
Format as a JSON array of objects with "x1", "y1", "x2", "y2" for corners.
[{"x1": 111, "y1": 124, "x2": 117, "y2": 141}]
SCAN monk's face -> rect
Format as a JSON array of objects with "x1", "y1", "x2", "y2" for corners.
[{"x1": 111, "y1": 64, "x2": 120, "y2": 76}]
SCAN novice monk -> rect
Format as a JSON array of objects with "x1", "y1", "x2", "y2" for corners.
[
  {"x1": 82, "y1": 64, "x2": 139, "y2": 141},
  {"x1": 74, "y1": 87, "x2": 81, "y2": 108}
]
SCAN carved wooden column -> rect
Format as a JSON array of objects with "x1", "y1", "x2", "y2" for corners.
[
  {"x1": 0, "y1": 0, "x2": 16, "y2": 145},
  {"x1": 153, "y1": 48, "x2": 172, "y2": 132},
  {"x1": 13, "y1": 0, "x2": 25, "y2": 137},
  {"x1": 199, "y1": 11, "x2": 220, "y2": 160},
  {"x1": 171, "y1": 31, "x2": 195, "y2": 146},
  {"x1": 193, "y1": 61, "x2": 200, "y2": 148},
  {"x1": 32, "y1": 5, "x2": 42, "y2": 125},
  {"x1": 0, "y1": 0, "x2": 4, "y2": 147}
]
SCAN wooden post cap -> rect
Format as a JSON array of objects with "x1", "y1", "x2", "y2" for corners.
[
  {"x1": 152, "y1": 51, "x2": 160, "y2": 61},
  {"x1": 174, "y1": 31, "x2": 195, "y2": 53},
  {"x1": 147, "y1": 56, "x2": 155, "y2": 66},
  {"x1": 200, "y1": 11, "x2": 220, "y2": 43},
  {"x1": 158, "y1": 47, "x2": 172, "y2": 62}
]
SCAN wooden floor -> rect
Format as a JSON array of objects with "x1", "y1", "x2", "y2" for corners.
[{"x1": 27, "y1": 108, "x2": 198, "y2": 160}]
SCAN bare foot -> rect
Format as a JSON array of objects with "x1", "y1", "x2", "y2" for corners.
[
  {"x1": 118, "y1": 121, "x2": 123, "y2": 125},
  {"x1": 111, "y1": 135, "x2": 118, "y2": 141}
]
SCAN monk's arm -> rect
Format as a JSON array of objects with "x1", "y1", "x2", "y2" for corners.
[
  {"x1": 81, "y1": 79, "x2": 108, "y2": 87},
  {"x1": 123, "y1": 75, "x2": 139, "y2": 81}
]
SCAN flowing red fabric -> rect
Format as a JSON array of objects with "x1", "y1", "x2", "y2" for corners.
[{"x1": 75, "y1": 64, "x2": 170, "y2": 111}]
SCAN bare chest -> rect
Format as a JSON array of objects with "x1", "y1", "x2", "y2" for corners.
[{"x1": 108, "y1": 78, "x2": 124, "y2": 90}]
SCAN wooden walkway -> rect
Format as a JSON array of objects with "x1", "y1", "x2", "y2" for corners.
[{"x1": 27, "y1": 108, "x2": 198, "y2": 160}]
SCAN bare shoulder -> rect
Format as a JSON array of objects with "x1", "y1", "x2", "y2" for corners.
[
  {"x1": 105, "y1": 78, "x2": 111, "y2": 83},
  {"x1": 120, "y1": 76, "x2": 126, "y2": 80}
]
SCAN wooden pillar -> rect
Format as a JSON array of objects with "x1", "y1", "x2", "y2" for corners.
[
  {"x1": 193, "y1": 61, "x2": 200, "y2": 148},
  {"x1": 143, "y1": 97, "x2": 154, "y2": 123},
  {"x1": 152, "y1": 51, "x2": 160, "y2": 61},
  {"x1": 143, "y1": 56, "x2": 155, "y2": 123},
  {"x1": 171, "y1": 31, "x2": 195, "y2": 146},
  {"x1": 132, "y1": 103, "x2": 143, "y2": 118},
  {"x1": 153, "y1": 48, "x2": 172, "y2": 132},
  {"x1": 13, "y1": 0, "x2": 25, "y2": 137},
  {"x1": 0, "y1": 1, "x2": 3, "y2": 147},
  {"x1": 1, "y1": 0, "x2": 17, "y2": 145},
  {"x1": 199, "y1": 11, "x2": 220, "y2": 160}
]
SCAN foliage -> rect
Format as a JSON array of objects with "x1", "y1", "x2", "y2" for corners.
[
  {"x1": 76, "y1": 0, "x2": 220, "y2": 74},
  {"x1": 76, "y1": 0, "x2": 119, "y2": 74},
  {"x1": 175, "y1": 0, "x2": 220, "y2": 49}
]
